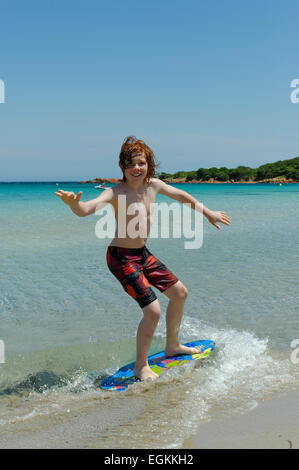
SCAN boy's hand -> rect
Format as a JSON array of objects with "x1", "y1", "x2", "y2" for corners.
[
  {"x1": 54, "y1": 189, "x2": 83, "y2": 207},
  {"x1": 206, "y1": 210, "x2": 230, "y2": 230}
]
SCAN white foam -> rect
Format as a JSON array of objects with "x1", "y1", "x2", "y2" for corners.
[{"x1": 155, "y1": 315, "x2": 296, "y2": 418}]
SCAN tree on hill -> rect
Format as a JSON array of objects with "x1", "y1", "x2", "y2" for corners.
[{"x1": 158, "y1": 156, "x2": 299, "y2": 182}]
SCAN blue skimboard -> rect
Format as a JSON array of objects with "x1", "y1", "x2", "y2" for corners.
[{"x1": 99, "y1": 340, "x2": 215, "y2": 391}]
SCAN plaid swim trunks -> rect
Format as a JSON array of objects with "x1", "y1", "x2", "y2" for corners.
[{"x1": 106, "y1": 246, "x2": 179, "y2": 308}]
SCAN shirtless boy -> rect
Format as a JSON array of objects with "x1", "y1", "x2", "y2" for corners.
[{"x1": 55, "y1": 136, "x2": 230, "y2": 381}]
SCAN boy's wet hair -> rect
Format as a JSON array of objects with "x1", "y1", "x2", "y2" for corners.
[{"x1": 119, "y1": 136, "x2": 159, "y2": 182}]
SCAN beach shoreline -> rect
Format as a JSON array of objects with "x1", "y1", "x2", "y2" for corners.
[
  {"x1": 183, "y1": 388, "x2": 299, "y2": 449},
  {"x1": 0, "y1": 388, "x2": 298, "y2": 449},
  {"x1": 79, "y1": 178, "x2": 298, "y2": 184}
]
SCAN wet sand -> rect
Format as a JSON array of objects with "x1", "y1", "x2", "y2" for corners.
[
  {"x1": 183, "y1": 389, "x2": 299, "y2": 449},
  {"x1": 0, "y1": 395, "x2": 146, "y2": 449},
  {"x1": 1, "y1": 389, "x2": 299, "y2": 449}
]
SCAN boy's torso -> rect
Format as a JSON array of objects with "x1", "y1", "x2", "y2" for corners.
[{"x1": 109, "y1": 178, "x2": 159, "y2": 249}]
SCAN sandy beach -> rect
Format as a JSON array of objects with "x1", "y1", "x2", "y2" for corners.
[
  {"x1": 0, "y1": 395, "x2": 146, "y2": 449},
  {"x1": 184, "y1": 388, "x2": 299, "y2": 449},
  {"x1": 0, "y1": 388, "x2": 298, "y2": 449}
]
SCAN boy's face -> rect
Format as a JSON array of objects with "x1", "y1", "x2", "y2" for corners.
[{"x1": 122, "y1": 152, "x2": 148, "y2": 183}]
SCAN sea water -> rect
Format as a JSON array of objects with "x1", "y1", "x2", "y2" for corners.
[{"x1": 0, "y1": 182, "x2": 299, "y2": 448}]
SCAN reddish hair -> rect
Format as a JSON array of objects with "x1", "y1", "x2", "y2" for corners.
[{"x1": 119, "y1": 136, "x2": 158, "y2": 182}]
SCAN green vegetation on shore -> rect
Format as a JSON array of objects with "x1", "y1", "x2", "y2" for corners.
[
  {"x1": 158, "y1": 156, "x2": 299, "y2": 183},
  {"x1": 80, "y1": 156, "x2": 299, "y2": 184}
]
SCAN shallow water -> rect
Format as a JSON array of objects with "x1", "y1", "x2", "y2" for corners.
[{"x1": 0, "y1": 182, "x2": 299, "y2": 447}]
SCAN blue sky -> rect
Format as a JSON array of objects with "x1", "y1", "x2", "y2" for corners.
[{"x1": 0, "y1": 0, "x2": 298, "y2": 181}]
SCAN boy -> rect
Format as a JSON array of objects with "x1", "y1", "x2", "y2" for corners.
[{"x1": 55, "y1": 136, "x2": 230, "y2": 381}]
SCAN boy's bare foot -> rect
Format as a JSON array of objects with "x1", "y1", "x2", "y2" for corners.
[
  {"x1": 165, "y1": 344, "x2": 204, "y2": 358},
  {"x1": 134, "y1": 364, "x2": 159, "y2": 382}
]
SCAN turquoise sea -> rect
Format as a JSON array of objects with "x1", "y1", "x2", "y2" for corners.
[{"x1": 0, "y1": 182, "x2": 299, "y2": 448}]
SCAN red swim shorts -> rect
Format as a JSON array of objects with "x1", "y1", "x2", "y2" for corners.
[{"x1": 106, "y1": 246, "x2": 179, "y2": 308}]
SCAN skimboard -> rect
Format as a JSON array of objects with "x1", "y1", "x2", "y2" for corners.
[{"x1": 99, "y1": 339, "x2": 215, "y2": 391}]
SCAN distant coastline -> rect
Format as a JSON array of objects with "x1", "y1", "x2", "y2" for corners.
[
  {"x1": 78, "y1": 177, "x2": 296, "y2": 184},
  {"x1": 79, "y1": 155, "x2": 299, "y2": 185}
]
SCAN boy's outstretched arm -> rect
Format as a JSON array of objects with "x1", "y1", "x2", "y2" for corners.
[
  {"x1": 155, "y1": 179, "x2": 230, "y2": 229},
  {"x1": 54, "y1": 187, "x2": 114, "y2": 217}
]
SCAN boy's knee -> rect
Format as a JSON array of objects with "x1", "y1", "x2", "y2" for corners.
[
  {"x1": 174, "y1": 283, "x2": 188, "y2": 300},
  {"x1": 143, "y1": 300, "x2": 161, "y2": 321},
  {"x1": 150, "y1": 305, "x2": 162, "y2": 322},
  {"x1": 164, "y1": 281, "x2": 188, "y2": 301},
  {"x1": 180, "y1": 285, "x2": 188, "y2": 299}
]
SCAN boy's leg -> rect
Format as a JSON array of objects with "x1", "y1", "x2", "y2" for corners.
[
  {"x1": 134, "y1": 299, "x2": 161, "y2": 381},
  {"x1": 106, "y1": 247, "x2": 161, "y2": 381},
  {"x1": 164, "y1": 281, "x2": 203, "y2": 357}
]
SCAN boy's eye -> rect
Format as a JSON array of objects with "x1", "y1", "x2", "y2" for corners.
[{"x1": 126, "y1": 162, "x2": 146, "y2": 168}]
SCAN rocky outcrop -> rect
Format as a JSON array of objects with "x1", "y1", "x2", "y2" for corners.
[
  {"x1": 79, "y1": 176, "x2": 296, "y2": 184},
  {"x1": 79, "y1": 177, "x2": 122, "y2": 184},
  {"x1": 163, "y1": 177, "x2": 295, "y2": 184}
]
